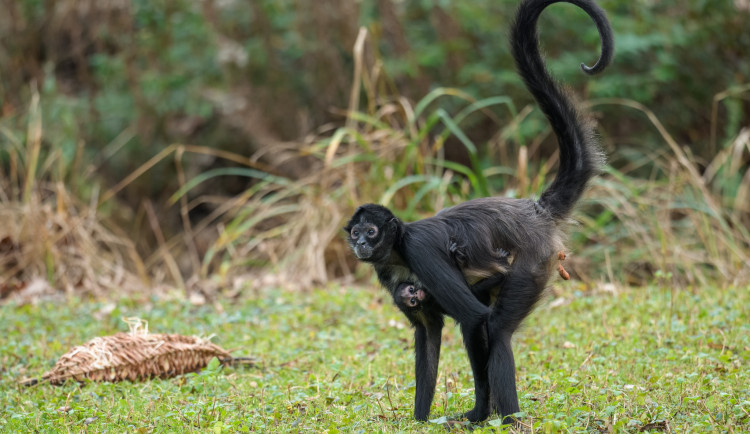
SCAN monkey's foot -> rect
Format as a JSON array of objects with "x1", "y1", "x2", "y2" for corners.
[{"x1": 463, "y1": 406, "x2": 490, "y2": 423}]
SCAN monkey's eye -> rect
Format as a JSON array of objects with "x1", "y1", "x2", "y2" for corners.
[
  {"x1": 410, "y1": 297, "x2": 417, "y2": 306},
  {"x1": 366, "y1": 227, "x2": 378, "y2": 238},
  {"x1": 351, "y1": 229, "x2": 359, "y2": 238}
]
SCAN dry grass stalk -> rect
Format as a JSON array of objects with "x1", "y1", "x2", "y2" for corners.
[
  {"x1": 21, "y1": 319, "x2": 235, "y2": 386},
  {"x1": 0, "y1": 193, "x2": 147, "y2": 300},
  {"x1": 1, "y1": 86, "x2": 149, "y2": 300}
]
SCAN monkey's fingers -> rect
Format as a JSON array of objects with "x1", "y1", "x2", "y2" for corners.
[
  {"x1": 557, "y1": 263, "x2": 570, "y2": 280},
  {"x1": 558, "y1": 251, "x2": 566, "y2": 261}
]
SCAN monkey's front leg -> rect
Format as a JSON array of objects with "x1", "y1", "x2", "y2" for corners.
[
  {"x1": 404, "y1": 246, "x2": 494, "y2": 421},
  {"x1": 413, "y1": 318, "x2": 443, "y2": 421}
]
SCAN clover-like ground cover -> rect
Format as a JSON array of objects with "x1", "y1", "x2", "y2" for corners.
[{"x1": 1, "y1": 284, "x2": 748, "y2": 432}]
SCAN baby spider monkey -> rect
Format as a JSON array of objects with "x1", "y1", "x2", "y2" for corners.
[
  {"x1": 395, "y1": 248, "x2": 513, "y2": 313},
  {"x1": 395, "y1": 248, "x2": 571, "y2": 314}
]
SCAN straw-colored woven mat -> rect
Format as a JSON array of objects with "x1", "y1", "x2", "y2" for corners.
[{"x1": 21, "y1": 318, "x2": 251, "y2": 386}]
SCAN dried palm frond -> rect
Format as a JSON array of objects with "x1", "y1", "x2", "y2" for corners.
[{"x1": 20, "y1": 318, "x2": 253, "y2": 386}]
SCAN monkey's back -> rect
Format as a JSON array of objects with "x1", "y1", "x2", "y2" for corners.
[{"x1": 426, "y1": 196, "x2": 565, "y2": 277}]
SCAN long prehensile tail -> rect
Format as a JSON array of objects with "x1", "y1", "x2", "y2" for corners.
[{"x1": 511, "y1": 0, "x2": 613, "y2": 220}]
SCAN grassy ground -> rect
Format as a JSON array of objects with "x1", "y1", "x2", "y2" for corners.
[{"x1": 1, "y1": 283, "x2": 748, "y2": 433}]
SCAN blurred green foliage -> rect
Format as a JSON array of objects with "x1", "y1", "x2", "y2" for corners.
[{"x1": 2, "y1": 0, "x2": 748, "y2": 177}]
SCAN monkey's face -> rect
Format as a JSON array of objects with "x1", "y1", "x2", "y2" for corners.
[
  {"x1": 347, "y1": 221, "x2": 380, "y2": 259},
  {"x1": 344, "y1": 204, "x2": 399, "y2": 263},
  {"x1": 398, "y1": 283, "x2": 427, "y2": 310}
]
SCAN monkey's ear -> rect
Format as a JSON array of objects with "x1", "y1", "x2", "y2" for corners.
[{"x1": 386, "y1": 217, "x2": 402, "y2": 237}]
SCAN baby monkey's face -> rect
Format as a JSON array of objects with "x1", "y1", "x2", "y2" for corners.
[{"x1": 397, "y1": 282, "x2": 427, "y2": 310}]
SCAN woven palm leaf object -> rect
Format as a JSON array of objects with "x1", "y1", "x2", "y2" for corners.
[{"x1": 21, "y1": 321, "x2": 237, "y2": 386}]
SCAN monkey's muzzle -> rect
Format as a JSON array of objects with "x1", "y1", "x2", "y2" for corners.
[{"x1": 353, "y1": 245, "x2": 374, "y2": 260}]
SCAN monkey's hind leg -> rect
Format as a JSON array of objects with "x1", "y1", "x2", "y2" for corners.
[{"x1": 486, "y1": 270, "x2": 546, "y2": 424}]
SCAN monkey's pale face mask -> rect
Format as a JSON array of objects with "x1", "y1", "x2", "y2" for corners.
[
  {"x1": 344, "y1": 204, "x2": 397, "y2": 262},
  {"x1": 347, "y1": 222, "x2": 380, "y2": 260},
  {"x1": 400, "y1": 283, "x2": 426, "y2": 309}
]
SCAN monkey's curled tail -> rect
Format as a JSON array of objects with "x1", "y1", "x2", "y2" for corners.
[{"x1": 511, "y1": 0, "x2": 613, "y2": 220}]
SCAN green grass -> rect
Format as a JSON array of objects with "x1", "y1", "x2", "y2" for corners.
[{"x1": 1, "y1": 284, "x2": 748, "y2": 432}]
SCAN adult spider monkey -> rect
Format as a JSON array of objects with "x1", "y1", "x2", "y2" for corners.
[{"x1": 344, "y1": 0, "x2": 613, "y2": 424}]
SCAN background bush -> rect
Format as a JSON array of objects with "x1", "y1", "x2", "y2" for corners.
[{"x1": 1, "y1": 0, "x2": 748, "y2": 290}]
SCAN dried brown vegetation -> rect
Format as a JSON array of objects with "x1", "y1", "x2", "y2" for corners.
[
  {"x1": 1, "y1": 5, "x2": 748, "y2": 298},
  {"x1": 1, "y1": 92, "x2": 146, "y2": 300}
]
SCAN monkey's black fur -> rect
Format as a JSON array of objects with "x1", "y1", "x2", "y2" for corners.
[{"x1": 344, "y1": 0, "x2": 613, "y2": 424}]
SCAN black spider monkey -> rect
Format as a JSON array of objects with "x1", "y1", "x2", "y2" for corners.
[{"x1": 344, "y1": 0, "x2": 613, "y2": 424}]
